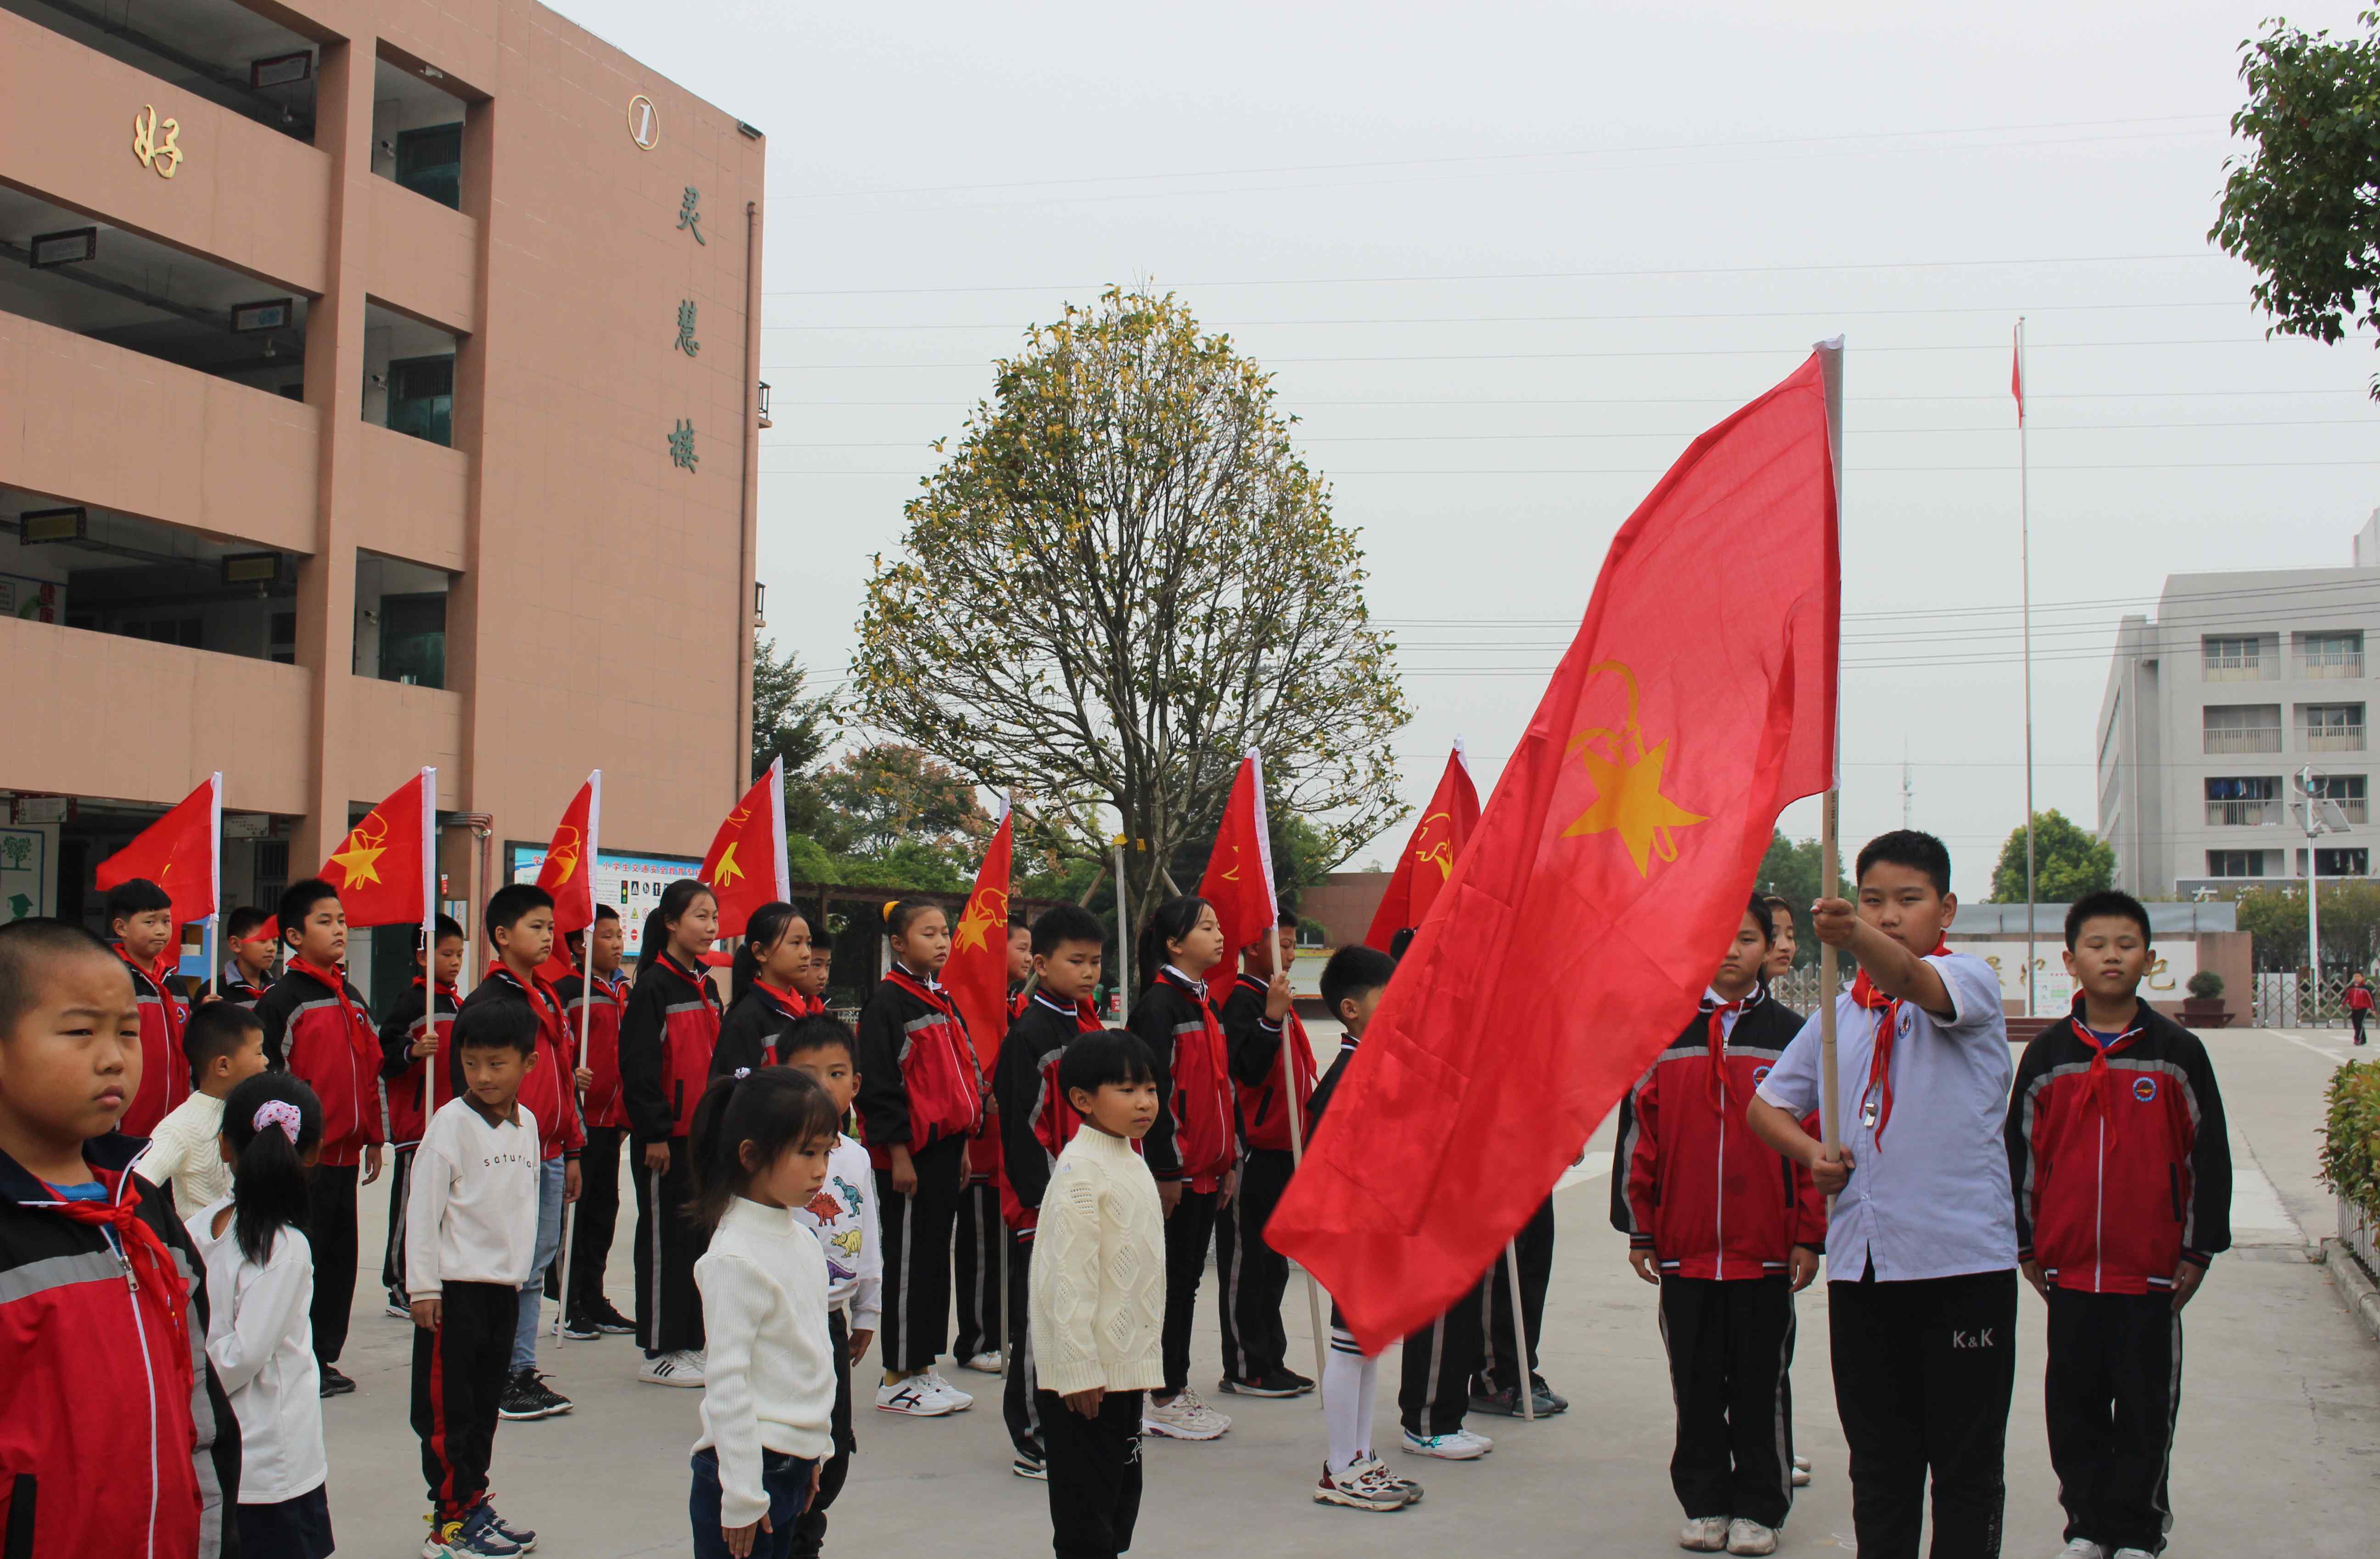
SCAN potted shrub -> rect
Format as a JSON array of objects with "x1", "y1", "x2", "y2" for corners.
[{"x1": 2181, "y1": 969, "x2": 2231, "y2": 1030}]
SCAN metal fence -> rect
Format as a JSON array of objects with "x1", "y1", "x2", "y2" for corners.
[
  {"x1": 2251, "y1": 970, "x2": 2365, "y2": 1027},
  {"x1": 1770, "y1": 966, "x2": 1828, "y2": 1014}
]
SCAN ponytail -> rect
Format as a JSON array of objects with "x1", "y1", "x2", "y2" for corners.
[
  {"x1": 1136, "y1": 895, "x2": 1213, "y2": 991},
  {"x1": 731, "y1": 902, "x2": 801, "y2": 1004},
  {"x1": 639, "y1": 878, "x2": 717, "y2": 976},
  {"x1": 219, "y1": 1073, "x2": 323, "y2": 1267},
  {"x1": 685, "y1": 1064, "x2": 842, "y2": 1232},
  {"x1": 882, "y1": 898, "x2": 937, "y2": 941}
]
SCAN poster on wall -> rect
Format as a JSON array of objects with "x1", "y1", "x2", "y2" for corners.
[
  {"x1": 1949, "y1": 939, "x2": 2196, "y2": 1012},
  {"x1": 505, "y1": 841, "x2": 703, "y2": 958},
  {"x1": 0, "y1": 824, "x2": 59, "y2": 924},
  {"x1": 0, "y1": 572, "x2": 62, "y2": 623}
]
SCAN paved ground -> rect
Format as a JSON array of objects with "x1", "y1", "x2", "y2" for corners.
[{"x1": 318, "y1": 1026, "x2": 2380, "y2": 1557}]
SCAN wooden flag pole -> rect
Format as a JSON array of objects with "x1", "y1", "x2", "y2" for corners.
[{"x1": 1503, "y1": 1239, "x2": 1536, "y2": 1423}]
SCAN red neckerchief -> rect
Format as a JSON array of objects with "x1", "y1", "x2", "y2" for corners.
[
  {"x1": 753, "y1": 980, "x2": 804, "y2": 1020},
  {"x1": 2066, "y1": 998, "x2": 2145, "y2": 1146},
  {"x1": 1701, "y1": 991, "x2": 1750, "y2": 1110},
  {"x1": 1031, "y1": 989, "x2": 1103, "y2": 1033},
  {"x1": 289, "y1": 956, "x2": 372, "y2": 1049},
  {"x1": 485, "y1": 964, "x2": 567, "y2": 1050},
  {"x1": 885, "y1": 966, "x2": 961, "y2": 1021},
  {"x1": 113, "y1": 943, "x2": 185, "y2": 1044},
  {"x1": 654, "y1": 951, "x2": 724, "y2": 1013},
  {"x1": 1847, "y1": 941, "x2": 1949, "y2": 1144},
  {"x1": 43, "y1": 1166, "x2": 193, "y2": 1400}
]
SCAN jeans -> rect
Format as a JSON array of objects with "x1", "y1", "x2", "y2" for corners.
[
  {"x1": 512, "y1": 1156, "x2": 566, "y2": 1373},
  {"x1": 690, "y1": 1447, "x2": 816, "y2": 1559}
]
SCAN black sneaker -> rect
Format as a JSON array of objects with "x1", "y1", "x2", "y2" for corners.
[
  {"x1": 528, "y1": 1374, "x2": 573, "y2": 1416},
  {"x1": 1468, "y1": 1381, "x2": 1524, "y2": 1417},
  {"x1": 1217, "y1": 1369, "x2": 1305, "y2": 1398},
  {"x1": 1011, "y1": 1454, "x2": 1047, "y2": 1480},
  {"x1": 1284, "y1": 1367, "x2": 1316, "y2": 1395},
  {"x1": 560, "y1": 1314, "x2": 601, "y2": 1341},
  {"x1": 499, "y1": 1369, "x2": 557, "y2": 1421},
  {"x1": 587, "y1": 1299, "x2": 636, "y2": 1335},
  {"x1": 318, "y1": 1365, "x2": 356, "y2": 1398}
]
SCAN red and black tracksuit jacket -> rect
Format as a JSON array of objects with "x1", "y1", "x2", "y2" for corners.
[
  {"x1": 255, "y1": 960, "x2": 386, "y2": 1167},
  {"x1": 115, "y1": 946, "x2": 191, "y2": 1139},
  {"x1": 377, "y1": 976, "x2": 457, "y2": 1149},
  {"x1": 620, "y1": 953, "x2": 724, "y2": 1145},
  {"x1": 2006, "y1": 998, "x2": 2233, "y2": 1294},
  {"x1": 711, "y1": 981, "x2": 806, "y2": 1080},
  {"x1": 219, "y1": 968, "x2": 269, "y2": 1008},
  {"x1": 1126, "y1": 969, "x2": 1237, "y2": 1192},
  {"x1": 556, "y1": 969, "x2": 630, "y2": 1131},
  {"x1": 854, "y1": 968, "x2": 985, "y2": 1168},
  {"x1": 991, "y1": 992, "x2": 1106, "y2": 1234},
  {"x1": 1218, "y1": 972, "x2": 1319, "y2": 1153},
  {"x1": 1613, "y1": 992, "x2": 1827, "y2": 1278},
  {"x1": 457, "y1": 967, "x2": 587, "y2": 1163},
  {"x1": 0, "y1": 1137, "x2": 240, "y2": 1559}
]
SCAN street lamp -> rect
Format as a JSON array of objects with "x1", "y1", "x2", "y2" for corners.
[{"x1": 2291, "y1": 765, "x2": 2353, "y2": 1022}]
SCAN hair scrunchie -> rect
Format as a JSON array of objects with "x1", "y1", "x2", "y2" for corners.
[
  {"x1": 733, "y1": 1067, "x2": 752, "y2": 1081},
  {"x1": 252, "y1": 1099, "x2": 302, "y2": 1145}
]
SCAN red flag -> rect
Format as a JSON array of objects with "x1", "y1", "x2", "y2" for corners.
[
  {"x1": 1196, "y1": 752, "x2": 1278, "y2": 985},
  {"x1": 2011, "y1": 323, "x2": 2024, "y2": 426},
  {"x1": 1363, "y1": 745, "x2": 1482, "y2": 951},
  {"x1": 319, "y1": 769, "x2": 437, "y2": 932},
  {"x1": 701, "y1": 758, "x2": 790, "y2": 940},
  {"x1": 534, "y1": 771, "x2": 600, "y2": 983},
  {"x1": 95, "y1": 774, "x2": 220, "y2": 929},
  {"x1": 944, "y1": 802, "x2": 1014, "y2": 1071},
  {"x1": 1269, "y1": 347, "x2": 1840, "y2": 1352}
]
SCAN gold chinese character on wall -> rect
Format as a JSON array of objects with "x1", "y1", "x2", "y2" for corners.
[{"x1": 131, "y1": 105, "x2": 183, "y2": 179}]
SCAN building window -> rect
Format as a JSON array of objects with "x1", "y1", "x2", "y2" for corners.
[
  {"x1": 2206, "y1": 849, "x2": 2266, "y2": 878},
  {"x1": 2317, "y1": 847, "x2": 2370, "y2": 877},
  {"x1": 387, "y1": 356, "x2": 454, "y2": 447},
  {"x1": 2300, "y1": 702, "x2": 2366, "y2": 752},
  {"x1": 2299, "y1": 630, "x2": 2364, "y2": 679},
  {"x1": 2204, "y1": 775, "x2": 2279, "y2": 826},
  {"x1": 2311, "y1": 773, "x2": 2369, "y2": 824},
  {"x1": 377, "y1": 594, "x2": 446, "y2": 689},
  {"x1": 394, "y1": 123, "x2": 464, "y2": 210},
  {"x1": 2203, "y1": 704, "x2": 2282, "y2": 755},
  {"x1": 2203, "y1": 635, "x2": 2267, "y2": 681}
]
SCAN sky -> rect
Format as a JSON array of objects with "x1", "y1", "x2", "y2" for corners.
[{"x1": 552, "y1": 0, "x2": 2380, "y2": 900}]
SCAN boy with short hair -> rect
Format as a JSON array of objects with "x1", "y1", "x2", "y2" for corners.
[
  {"x1": 1215, "y1": 909, "x2": 1319, "y2": 1399},
  {"x1": 781, "y1": 1015, "x2": 882, "y2": 1559},
  {"x1": 0, "y1": 917, "x2": 242, "y2": 1557},
  {"x1": 108, "y1": 876, "x2": 191, "y2": 1138},
  {"x1": 2007, "y1": 890, "x2": 2231, "y2": 1559},
  {"x1": 256, "y1": 876, "x2": 386, "y2": 1396},
  {"x1": 381, "y1": 914, "x2": 466, "y2": 1316},
  {"x1": 454, "y1": 882, "x2": 585, "y2": 1423},
  {"x1": 1748, "y1": 829, "x2": 2018, "y2": 1559},
  {"x1": 992, "y1": 903, "x2": 1110, "y2": 1480},
  {"x1": 794, "y1": 941, "x2": 833, "y2": 1017},
  {"x1": 559, "y1": 905, "x2": 637, "y2": 1339},
  {"x1": 408, "y1": 997, "x2": 545, "y2": 1559},
  {"x1": 136, "y1": 999, "x2": 269, "y2": 1219},
  {"x1": 221, "y1": 906, "x2": 277, "y2": 1006},
  {"x1": 1030, "y1": 1028, "x2": 1168, "y2": 1559}
]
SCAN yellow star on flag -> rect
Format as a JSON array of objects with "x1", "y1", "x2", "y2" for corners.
[
  {"x1": 953, "y1": 890, "x2": 1005, "y2": 955},
  {"x1": 328, "y1": 826, "x2": 386, "y2": 889},
  {"x1": 1562, "y1": 740, "x2": 1707, "y2": 876},
  {"x1": 713, "y1": 842, "x2": 744, "y2": 887}
]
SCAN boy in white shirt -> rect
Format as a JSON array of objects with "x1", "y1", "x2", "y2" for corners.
[
  {"x1": 1030, "y1": 1030, "x2": 1168, "y2": 1559},
  {"x1": 408, "y1": 1000, "x2": 544, "y2": 1559},
  {"x1": 780, "y1": 1016, "x2": 882, "y2": 1559},
  {"x1": 139, "y1": 1002, "x2": 268, "y2": 1218}
]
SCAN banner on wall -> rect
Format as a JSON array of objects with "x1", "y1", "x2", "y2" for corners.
[
  {"x1": 506, "y1": 841, "x2": 703, "y2": 958},
  {"x1": 1948, "y1": 938, "x2": 2197, "y2": 1012}
]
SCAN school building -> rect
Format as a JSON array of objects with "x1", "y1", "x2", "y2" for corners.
[{"x1": 0, "y1": 0, "x2": 766, "y2": 998}]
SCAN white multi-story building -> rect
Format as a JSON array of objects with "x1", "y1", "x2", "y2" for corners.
[{"x1": 2097, "y1": 514, "x2": 2380, "y2": 897}]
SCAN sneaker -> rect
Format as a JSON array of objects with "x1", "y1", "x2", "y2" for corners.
[
  {"x1": 2110, "y1": 1550, "x2": 2155, "y2": 1559},
  {"x1": 1284, "y1": 1367, "x2": 1315, "y2": 1395},
  {"x1": 2053, "y1": 1544, "x2": 2106, "y2": 1559},
  {"x1": 1726, "y1": 1518, "x2": 1778, "y2": 1556},
  {"x1": 1011, "y1": 1454, "x2": 1047, "y2": 1480},
  {"x1": 1400, "y1": 1427, "x2": 1493, "y2": 1460},
  {"x1": 875, "y1": 1375, "x2": 956, "y2": 1417},
  {"x1": 1314, "y1": 1459, "x2": 1410, "y2": 1511},
  {"x1": 1678, "y1": 1516, "x2": 1729, "y2": 1553},
  {"x1": 586, "y1": 1299, "x2": 637, "y2": 1335},
  {"x1": 483, "y1": 1506, "x2": 538, "y2": 1551},
  {"x1": 1791, "y1": 1464, "x2": 1811, "y2": 1487},
  {"x1": 923, "y1": 1369, "x2": 974, "y2": 1410},
  {"x1": 526, "y1": 1374, "x2": 572, "y2": 1417},
  {"x1": 1528, "y1": 1374, "x2": 1569, "y2": 1415},
  {"x1": 560, "y1": 1314, "x2": 601, "y2": 1341},
  {"x1": 385, "y1": 1293, "x2": 412, "y2": 1320},
  {"x1": 1141, "y1": 1389, "x2": 1230, "y2": 1440},
  {"x1": 1217, "y1": 1368, "x2": 1305, "y2": 1398},
  {"x1": 318, "y1": 1365, "x2": 356, "y2": 1398},
  {"x1": 960, "y1": 1349, "x2": 1004, "y2": 1374},
  {"x1": 423, "y1": 1506, "x2": 525, "y2": 1558},
  {"x1": 638, "y1": 1351, "x2": 705, "y2": 1388},
  {"x1": 499, "y1": 1369, "x2": 556, "y2": 1421},
  {"x1": 1792, "y1": 1454, "x2": 1810, "y2": 1472},
  {"x1": 1359, "y1": 1454, "x2": 1424, "y2": 1503}
]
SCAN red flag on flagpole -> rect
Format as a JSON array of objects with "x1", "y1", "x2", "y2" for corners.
[
  {"x1": 1363, "y1": 744, "x2": 1482, "y2": 952},
  {"x1": 317, "y1": 769, "x2": 437, "y2": 931},
  {"x1": 1196, "y1": 752, "x2": 1278, "y2": 984},
  {"x1": 95, "y1": 774, "x2": 221, "y2": 929},
  {"x1": 534, "y1": 772, "x2": 601, "y2": 983},
  {"x1": 701, "y1": 758, "x2": 791, "y2": 940},
  {"x1": 2011, "y1": 322, "x2": 2024, "y2": 426},
  {"x1": 1269, "y1": 347, "x2": 1841, "y2": 1352},
  {"x1": 944, "y1": 802, "x2": 1014, "y2": 1072}
]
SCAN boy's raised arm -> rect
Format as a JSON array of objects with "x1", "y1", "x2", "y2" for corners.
[{"x1": 1812, "y1": 897, "x2": 1954, "y2": 1021}]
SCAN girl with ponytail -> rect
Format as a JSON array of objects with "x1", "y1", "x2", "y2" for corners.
[
  {"x1": 619, "y1": 876, "x2": 724, "y2": 1386},
  {"x1": 714, "y1": 903, "x2": 815, "y2": 1080},
  {"x1": 192, "y1": 1072, "x2": 335, "y2": 1558}
]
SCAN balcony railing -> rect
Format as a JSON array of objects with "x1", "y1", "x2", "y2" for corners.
[
  {"x1": 2204, "y1": 728, "x2": 2283, "y2": 755},
  {"x1": 2299, "y1": 653, "x2": 2364, "y2": 679},
  {"x1": 2206, "y1": 800, "x2": 2278, "y2": 826},
  {"x1": 2303, "y1": 725, "x2": 2367, "y2": 752},
  {"x1": 2203, "y1": 657, "x2": 2272, "y2": 683}
]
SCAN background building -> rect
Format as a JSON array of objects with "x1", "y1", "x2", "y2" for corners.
[
  {"x1": 2096, "y1": 513, "x2": 2380, "y2": 900},
  {"x1": 0, "y1": 0, "x2": 765, "y2": 998}
]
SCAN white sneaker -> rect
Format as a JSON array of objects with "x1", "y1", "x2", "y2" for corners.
[
  {"x1": 1726, "y1": 1518, "x2": 1778, "y2": 1556},
  {"x1": 1678, "y1": 1516, "x2": 1729, "y2": 1553},
  {"x1": 637, "y1": 1351, "x2": 704, "y2": 1388},
  {"x1": 1791, "y1": 1464, "x2": 1811, "y2": 1487},
  {"x1": 1141, "y1": 1390, "x2": 1230, "y2": 1440},
  {"x1": 874, "y1": 1375, "x2": 956, "y2": 1417},
  {"x1": 2054, "y1": 1543, "x2": 2105, "y2": 1559},
  {"x1": 1792, "y1": 1453, "x2": 1810, "y2": 1472},
  {"x1": 960, "y1": 1349, "x2": 1004, "y2": 1374},
  {"x1": 1399, "y1": 1427, "x2": 1493, "y2": 1460},
  {"x1": 2109, "y1": 1550, "x2": 2154, "y2": 1559},
  {"x1": 923, "y1": 1369, "x2": 974, "y2": 1411},
  {"x1": 1313, "y1": 1458, "x2": 1410, "y2": 1511}
]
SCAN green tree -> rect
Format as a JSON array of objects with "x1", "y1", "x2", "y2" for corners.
[
  {"x1": 750, "y1": 637, "x2": 839, "y2": 846},
  {"x1": 2212, "y1": 12, "x2": 2380, "y2": 398},
  {"x1": 851, "y1": 286, "x2": 1412, "y2": 930},
  {"x1": 2236, "y1": 880, "x2": 2380, "y2": 970},
  {"x1": 1989, "y1": 809, "x2": 2114, "y2": 903},
  {"x1": 1756, "y1": 831, "x2": 1826, "y2": 965},
  {"x1": 811, "y1": 744, "x2": 993, "y2": 888}
]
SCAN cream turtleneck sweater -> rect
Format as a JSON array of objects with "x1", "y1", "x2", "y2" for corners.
[{"x1": 1029, "y1": 1124, "x2": 1167, "y2": 1397}]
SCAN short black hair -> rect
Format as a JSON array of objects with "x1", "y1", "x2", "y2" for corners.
[
  {"x1": 0, "y1": 918, "x2": 125, "y2": 1037},
  {"x1": 1742, "y1": 892, "x2": 1774, "y2": 948},
  {"x1": 485, "y1": 882, "x2": 554, "y2": 935},
  {"x1": 594, "y1": 903, "x2": 620, "y2": 923},
  {"x1": 420, "y1": 912, "x2": 464, "y2": 953},
  {"x1": 105, "y1": 877, "x2": 173, "y2": 926},
  {"x1": 1854, "y1": 830, "x2": 1953, "y2": 897},
  {"x1": 225, "y1": 907, "x2": 270, "y2": 943},
  {"x1": 1321, "y1": 944, "x2": 1397, "y2": 1019},
  {"x1": 183, "y1": 1001, "x2": 263, "y2": 1085},
  {"x1": 277, "y1": 879, "x2": 340, "y2": 947},
  {"x1": 1031, "y1": 903, "x2": 1106, "y2": 957},
  {"x1": 776, "y1": 1014, "x2": 856, "y2": 1064},
  {"x1": 1387, "y1": 927, "x2": 1416, "y2": 964},
  {"x1": 453, "y1": 995, "x2": 537, "y2": 1057},
  {"x1": 2065, "y1": 889, "x2": 2152, "y2": 950},
  {"x1": 1058, "y1": 1029, "x2": 1157, "y2": 1100},
  {"x1": 1008, "y1": 912, "x2": 1030, "y2": 931}
]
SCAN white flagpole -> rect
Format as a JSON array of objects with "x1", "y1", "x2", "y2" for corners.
[
  {"x1": 421, "y1": 768, "x2": 440, "y2": 1117},
  {"x1": 2017, "y1": 319, "x2": 2038, "y2": 1016},
  {"x1": 557, "y1": 771, "x2": 600, "y2": 1344},
  {"x1": 206, "y1": 772, "x2": 223, "y2": 1000},
  {"x1": 1815, "y1": 337, "x2": 1846, "y2": 1198},
  {"x1": 1503, "y1": 1240, "x2": 1535, "y2": 1422}
]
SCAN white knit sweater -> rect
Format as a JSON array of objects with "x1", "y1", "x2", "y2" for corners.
[
  {"x1": 695, "y1": 1196, "x2": 836, "y2": 1528},
  {"x1": 1029, "y1": 1125, "x2": 1167, "y2": 1398}
]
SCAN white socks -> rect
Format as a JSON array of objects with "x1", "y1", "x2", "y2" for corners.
[{"x1": 1323, "y1": 1325, "x2": 1378, "y2": 1473}]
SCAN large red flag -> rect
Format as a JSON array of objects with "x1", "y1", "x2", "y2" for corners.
[
  {"x1": 701, "y1": 758, "x2": 790, "y2": 940},
  {"x1": 944, "y1": 802, "x2": 1014, "y2": 1071},
  {"x1": 320, "y1": 769, "x2": 437, "y2": 932},
  {"x1": 1363, "y1": 744, "x2": 1482, "y2": 951},
  {"x1": 1197, "y1": 751, "x2": 1278, "y2": 984},
  {"x1": 534, "y1": 771, "x2": 600, "y2": 984},
  {"x1": 95, "y1": 773, "x2": 220, "y2": 929},
  {"x1": 1269, "y1": 347, "x2": 1840, "y2": 1352}
]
